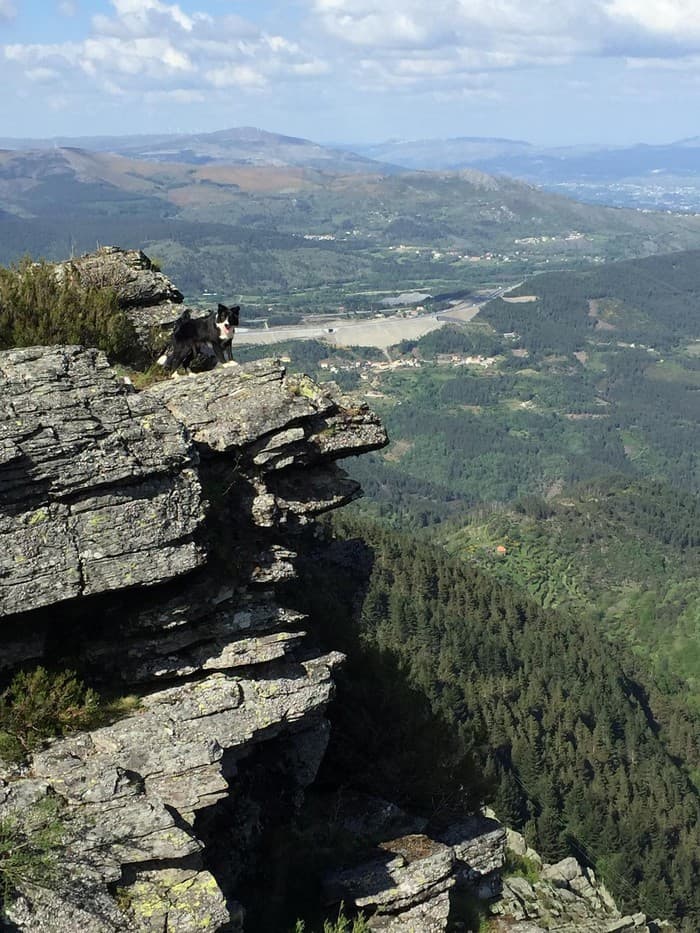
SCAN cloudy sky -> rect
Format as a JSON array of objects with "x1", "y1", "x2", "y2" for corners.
[{"x1": 2, "y1": 0, "x2": 700, "y2": 145}]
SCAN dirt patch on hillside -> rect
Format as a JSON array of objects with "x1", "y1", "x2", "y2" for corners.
[
  {"x1": 588, "y1": 299, "x2": 616, "y2": 331},
  {"x1": 383, "y1": 439, "x2": 414, "y2": 462}
]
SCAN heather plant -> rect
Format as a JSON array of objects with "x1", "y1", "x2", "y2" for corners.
[
  {"x1": 0, "y1": 258, "x2": 139, "y2": 362},
  {"x1": 0, "y1": 667, "x2": 101, "y2": 764},
  {"x1": 0, "y1": 795, "x2": 64, "y2": 911},
  {"x1": 294, "y1": 906, "x2": 370, "y2": 933}
]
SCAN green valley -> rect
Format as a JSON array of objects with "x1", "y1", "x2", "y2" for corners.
[{"x1": 7, "y1": 148, "x2": 700, "y2": 320}]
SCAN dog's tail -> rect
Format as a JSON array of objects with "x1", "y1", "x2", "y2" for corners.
[{"x1": 158, "y1": 309, "x2": 191, "y2": 366}]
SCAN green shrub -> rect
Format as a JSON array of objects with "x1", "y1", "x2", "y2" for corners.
[
  {"x1": 504, "y1": 848, "x2": 541, "y2": 885},
  {"x1": 0, "y1": 258, "x2": 140, "y2": 363},
  {"x1": 0, "y1": 668, "x2": 101, "y2": 764},
  {"x1": 294, "y1": 905, "x2": 370, "y2": 933},
  {"x1": 0, "y1": 795, "x2": 64, "y2": 909}
]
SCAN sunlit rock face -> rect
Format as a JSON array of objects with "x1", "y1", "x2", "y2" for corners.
[{"x1": 0, "y1": 347, "x2": 387, "y2": 933}]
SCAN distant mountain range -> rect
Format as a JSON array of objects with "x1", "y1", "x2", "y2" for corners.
[
  {"x1": 4, "y1": 141, "x2": 700, "y2": 308},
  {"x1": 344, "y1": 135, "x2": 700, "y2": 178},
  {"x1": 345, "y1": 136, "x2": 700, "y2": 211},
  {"x1": 4, "y1": 126, "x2": 700, "y2": 210},
  {"x1": 0, "y1": 126, "x2": 397, "y2": 175}
]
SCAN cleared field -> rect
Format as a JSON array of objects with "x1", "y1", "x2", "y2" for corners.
[
  {"x1": 437, "y1": 300, "x2": 483, "y2": 322},
  {"x1": 235, "y1": 312, "x2": 445, "y2": 349}
]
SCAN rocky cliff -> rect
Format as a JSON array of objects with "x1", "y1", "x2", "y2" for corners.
[
  {"x1": 0, "y1": 345, "x2": 386, "y2": 932},
  {"x1": 321, "y1": 809, "x2": 673, "y2": 932}
]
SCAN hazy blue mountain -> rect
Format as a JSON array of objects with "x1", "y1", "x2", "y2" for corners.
[
  {"x1": 0, "y1": 126, "x2": 397, "y2": 175},
  {"x1": 345, "y1": 136, "x2": 700, "y2": 211},
  {"x1": 345, "y1": 135, "x2": 700, "y2": 178},
  {"x1": 345, "y1": 136, "x2": 535, "y2": 168},
  {"x1": 6, "y1": 125, "x2": 700, "y2": 209}
]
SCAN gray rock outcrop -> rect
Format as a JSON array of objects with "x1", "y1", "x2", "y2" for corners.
[
  {"x1": 322, "y1": 814, "x2": 674, "y2": 933},
  {"x1": 56, "y1": 246, "x2": 184, "y2": 309},
  {"x1": 323, "y1": 815, "x2": 505, "y2": 931},
  {"x1": 488, "y1": 828, "x2": 673, "y2": 933},
  {"x1": 55, "y1": 246, "x2": 191, "y2": 338},
  {"x1": 0, "y1": 345, "x2": 204, "y2": 618},
  {"x1": 0, "y1": 347, "x2": 388, "y2": 932}
]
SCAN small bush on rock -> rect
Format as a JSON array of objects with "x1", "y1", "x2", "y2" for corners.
[
  {"x1": 0, "y1": 796, "x2": 64, "y2": 911},
  {"x1": 0, "y1": 667, "x2": 101, "y2": 764},
  {"x1": 0, "y1": 258, "x2": 139, "y2": 363},
  {"x1": 294, "y1": 906, "x2": 370, "y2": 933},
  {"x1": 504, "y1": 848, "x2": 541, "y2": 885}
]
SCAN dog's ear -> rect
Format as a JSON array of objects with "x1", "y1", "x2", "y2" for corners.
[{"x1": 172, "y1": 307, "x2": 191, "y2": 336}]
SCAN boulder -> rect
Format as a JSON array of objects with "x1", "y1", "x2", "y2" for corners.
[{"x1": 56, "y1": 247, "x2": 183, "y2": 308}]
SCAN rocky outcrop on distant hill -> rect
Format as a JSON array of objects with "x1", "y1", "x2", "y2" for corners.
[
  {"x1": 0, "y1": 347, "x2": 387, "y2": 932},
  {"x1": 55, "y1": 246, "x2": 187, "y2": 336},
  {"x1": 321, "y1": 812, "x2": 674, "y2": 932},
  {"x1": 57, "y1": 246, "x2": 183, "y2": 308}
]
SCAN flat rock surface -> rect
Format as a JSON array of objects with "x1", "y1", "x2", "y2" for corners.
[
  {"x1": 146, "y1": 361, "x2": 387, "y2": 458},
  {"x1": 0, "y1": 346, "x2": 205, "y2": 617}
]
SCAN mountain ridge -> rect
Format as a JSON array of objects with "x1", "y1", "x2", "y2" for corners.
[{"x1": 0, "y1": 125, "x2": 398, "y2": 175}]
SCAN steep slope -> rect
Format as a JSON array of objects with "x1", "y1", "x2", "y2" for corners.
[
  {"x1": 300, "y1": 517, "x2": 700, "y2": 927},
  {"x1": 443, "y1": 478, "x2": 700, "y2": 698}
]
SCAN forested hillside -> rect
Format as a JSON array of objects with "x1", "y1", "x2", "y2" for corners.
[
  {"x1": 480, "y1": 249, "x2": 700, "y2": 352},
  {"x1": 444, "y1": 479, "x2": 700, "y2": 700},
  {"x1": 298, "y1": 518, "x2": 700, "y2": 928},
  {"x1": 238, "y1": 245, "x2": 700, "y2": 929}
]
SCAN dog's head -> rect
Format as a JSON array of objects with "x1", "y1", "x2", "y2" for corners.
[{"x1": 216, "y1": 304, "x2": 240, "y2": 339}]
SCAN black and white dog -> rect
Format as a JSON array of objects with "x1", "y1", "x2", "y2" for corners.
[{"x1": 158, "y1": 304, "x2": 240, "y2": 371}]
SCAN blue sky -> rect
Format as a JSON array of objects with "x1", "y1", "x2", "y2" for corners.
[{"x1": 2, "y1": 0, "x2": 700, "y2": 146}]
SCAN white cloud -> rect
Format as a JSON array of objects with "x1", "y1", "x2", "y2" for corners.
[
  {"x1": 2, "y1": 0, "x2": 329, "y2": 108},
  {"x1": 144, "y1": 88, "x2": 205, "y2": 103},
  {"x1": 6, "y1": 0, "x2": 700, "y2": 138},
  {"x1": 109, "y1": 0, "x2": 196, "y2": 33},
  {"x1": 604, "y1": 0, "x2": 700, "y2": 42},
  {"x1": 25, "y1": 66, "x2": 61, "y2": 82},
  {"x1": 80, "y1": 36, "x2": 194, "y2": 77},
  {"x1": 205, "y1": 63, "x2": 266, "y2": 89},
  {"x1": 307, "y1": 0, "x2": 700, "y2": 93}
]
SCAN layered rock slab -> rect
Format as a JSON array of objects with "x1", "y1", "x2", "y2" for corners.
[
  {"x1": 0, "y1": 346, "x2": 204, "y2": 616},
  {"x1": 0, "y1": 348, "x2": 388, "y2": 932},
  {"x1": 55, "y1": 246, "x2": 184, "y2": 310},
  {"x1": 323, "y1": 816, "x2": 506, "y2": 931}
]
